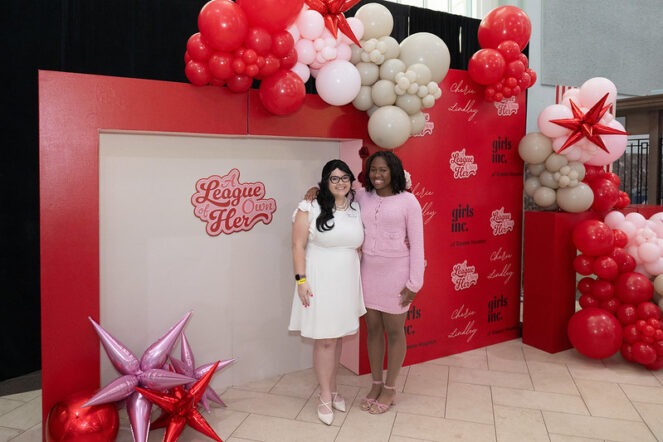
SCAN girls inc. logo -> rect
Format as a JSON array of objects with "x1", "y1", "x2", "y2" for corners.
[
  {"x1": 450, "y1": 260, "x2": 479, "y2": 291},
  {"x1": 449, "y1": 149, "x2": 478, "y2": 179},
  {"x1": 490, "y1": 207, "x2": 515, "y2": 236},
  {"x1": 191, "y1": 169, "x2": 276, "y2": 236}
]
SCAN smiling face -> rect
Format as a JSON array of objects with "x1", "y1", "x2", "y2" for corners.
[
  {"x1": 368, "y1": 156, "x2": 393, "y2": 196},
  {"x1": 328, "y1": 168, "x2": 351, "y2": 200}
]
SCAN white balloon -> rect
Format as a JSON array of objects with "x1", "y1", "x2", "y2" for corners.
[
  {"x1": 315, "y1": 60, "x2": 361, "y2": 106},
  {"x1": 368, "y1": 105, "x2": 411, "y2": 149}
]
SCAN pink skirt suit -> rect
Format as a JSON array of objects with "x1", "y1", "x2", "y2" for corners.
[{"x1": 355, "y1": 189, "x2": 425, "y2": 314}]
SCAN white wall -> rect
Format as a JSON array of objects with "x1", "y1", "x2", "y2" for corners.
[{"x1": 99, "y1": 132, "x2": 340, "y2": 391}]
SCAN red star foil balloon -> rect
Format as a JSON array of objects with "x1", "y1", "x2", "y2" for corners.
[
  {"x1": 550, "y1": 93, "x2": 628, "y2": 153},
  {"x1": 305, "y1": 0, "x2": 363, "y2": 46},
  {"x1": 136, "y1": 361, "x2": 223, "y2": 442}
]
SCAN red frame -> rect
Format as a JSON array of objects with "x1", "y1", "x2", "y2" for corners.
[{"x1": 38, "y1": 70, "x2": 371, "y2": 422}]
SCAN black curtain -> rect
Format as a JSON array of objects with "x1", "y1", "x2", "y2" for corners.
[{"x1": 1, "y1": 0, "x2": 480, "y2": 381}]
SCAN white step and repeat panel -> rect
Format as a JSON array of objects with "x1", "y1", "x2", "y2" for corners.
[{"x1": 99, "y1": 132, "x2": 347, "y2": 391}]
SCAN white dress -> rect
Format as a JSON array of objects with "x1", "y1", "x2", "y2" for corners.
[{"x1": 288, "y1": 200, "x2": 366, "y2": 339}]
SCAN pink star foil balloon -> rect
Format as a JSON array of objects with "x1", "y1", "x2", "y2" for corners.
[
  {"x1": 136, "y1": 361, "x2": 223, "y2": 442},
  {"x1": 305, "y1": 0, "x2": 363, "y2": 46},
  {"x1": 169, "y1": 333, "x2": 236, "y2": 411},
  {"x1": 550, "y1": 93, "x2": 628, "y2": 153},
  {"x1": 84, "y1": 312, "x2": 195, "y2": 442}
]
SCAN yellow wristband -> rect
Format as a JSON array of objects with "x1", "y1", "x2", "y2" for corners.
[{"x1": 296, "y1": 277, "x2": 307, "y2": 285}]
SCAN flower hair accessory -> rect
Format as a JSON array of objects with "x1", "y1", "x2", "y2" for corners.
[{"x1": 404, "y1": 170, "x2": 412, "y2": 191}]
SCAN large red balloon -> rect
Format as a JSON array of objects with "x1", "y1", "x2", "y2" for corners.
[
  {"x1": 46, "y1": 390, "x2": 119, "y2": 442},
  {"x1": 572, "y1": 219, "x2": 615, "y2": 257},
  {"x1": 259, "y1": 70, "x2": 306, "y2": 115},
  {"x1": 567, "y1": 307, "x2": 622, "y2": 359},
  {"x1": 590, "y1": 178, "x2": 619, "y2": 213},
  {"x1": 614, "y1": 272, "x2": 654, "y2": 304},
  {"x1": 198, "y1": 0, "x2": 248, "y2": 52},
  {"x1": 236, "y1": 0, "x2": 304, "y2": 33},
  {"x1": 468, "y1": 49, "x2": 506, "y2": 85},
  {"x1": 478, "y1": 5, "x2": 532, "y2": 50}
]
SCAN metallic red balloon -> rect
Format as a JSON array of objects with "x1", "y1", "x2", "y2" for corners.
[
  {"x1": 46, "y1": 390, "x2": 119, "y2": 442},
  {"x1": 567, "y1": 307, "x2": 622, "y2": 359},
  {"x1": 478, "y1": 5, "x2": 532, "y2": 50}
]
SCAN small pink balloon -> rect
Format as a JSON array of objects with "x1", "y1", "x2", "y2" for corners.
[{"x1": 538, "y1": 104, "x2": 573, "y2": 138}]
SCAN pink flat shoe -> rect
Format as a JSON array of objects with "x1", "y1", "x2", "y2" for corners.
[
  {"x1": 369, "y1": 384, "x2": 396, "y2": 414},
  {"x1": 360, "y1": 380, "x2": 383, "y2": 411}
]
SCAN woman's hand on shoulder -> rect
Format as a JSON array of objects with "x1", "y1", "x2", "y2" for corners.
[{"x1": 304, "y1": 187, "x2": 319, "y2": 202}]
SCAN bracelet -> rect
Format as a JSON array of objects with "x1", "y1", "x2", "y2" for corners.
[{"x1": 296, "y1": 277, "x2": 307, "y2": 285}]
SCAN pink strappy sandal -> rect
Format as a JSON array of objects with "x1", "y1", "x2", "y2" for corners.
[
  {"x1": 360, "y1": 380, "x2": 383, "y2": 411},
  {"x1": 369, "y1": 384, "x2": 396, "y2": 414}
]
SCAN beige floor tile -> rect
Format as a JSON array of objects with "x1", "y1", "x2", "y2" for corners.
[
  {"x1": 232, "y1": 413, "x2": 339, "y2": 442},
  {"x1": 632, "y1": 401, "x2": 663, "y2": 441},
  {"x1": 427, "y1": 348, "x2": 488, "y2": 369},
  {"x1": 220, "y1": 388, "x2": 307, "y2": 419},
  {"x1": 0, "y1": 391, "x2": 41, "y2": 404},
  {"x1": 527, "y1": 360, "x2": 579, "y2": 395},
  {"x1": 568, "y1": 363, "x2": 660, "y2": 386},
  {"x1": 389, "y1": 436, "x2": 436, "y2": 442},
  {"x1": 237, "y1": 375, "x2": 283, "y2": 393},
  {"x1": 486, "y1": 340, "x2": 529, "y2": 374},
  {"x1": 492, "y1": 386, "x2": 588, "y2": 415},
  {"x1": 493, "y1": 405, "x2": 548, "y2": 442},
  {"x1": 270, "y1": 368, "x2": 318, "y2": 398},
  {"x1": 449, "y1": 366, "x2": 533, "y2": 390},
  {"x1": 2, "y1": 424, "x2": 40, "y2": 442},
  {"x1": 548, "y1": 435, "x2": 606, "y2": 442},
  {"x1": 392, "y1": 412, "x2": 495, "y2": 442},
  {"x1": 0, "y1": 426, "x2": 21, "y2": 442},
  {"x1": 620, "y1": 383, "x2": 663, "y2": 404},
  {"x1": 543, "y1": 410, "x2": 656, "y2": 442},
  {"x1": 0, "y1": 398, "x2": 24, "y2": 416},
  {"x1": 445, "y1": 382, "x2": 493, "y2": 424},
  {"x1": 403, "y1": 363, "x2": 448, "y2": 397},
  {"x1": 391, "y1": 391, "x2": 445, "y2": 418},
  {"x1": 0, "y1": 396, "x2": 41, "y2": 431},
  {"x1": 575, "y1": 379, "x2": 640, "y2": 420},
  {"x1": 522, "y1": 345, "x2": 595, "y2": 367},
  {"x1": 334, "y1": 406, "x2": 396, "y2": 442}
]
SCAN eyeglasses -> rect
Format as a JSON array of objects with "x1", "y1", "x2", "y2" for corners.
[{"x1": 329, "y1": 175, "x2": 351, "y2": 184}]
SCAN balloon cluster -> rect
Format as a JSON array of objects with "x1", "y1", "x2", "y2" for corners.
[
  {"x1": 583, "y1": 165, "x2": 630, "y2": 213},
  {"x1": 52, "y1": 312, "x2": 235, "y2": 442},
  {"x1": 468, "y1": 6, "x2": 536, "y2": 102},
  {"x1": 185, "y1": 0, "x2": 307, "y2": 115},
  {"x1": 518, "y1": 132, "x2": 593, "y2": 213},
  {"x1": 570, "y1": 219, "x2": 663, "y2": 369},
  {"x1": 538, "y1": 77, "x2": 628, "y2": 166},
  {"x1": 347, "y1": 3, "x2": 449, "y2": 149},
  {"x1": 604, "y1": 211, "x2": 663, "y2": 278}
]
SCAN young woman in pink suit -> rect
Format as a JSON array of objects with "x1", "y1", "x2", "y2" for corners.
[
  {"x1": 290, "y1": 159, "x2": 367, "y2": 425},
  {"x1": 356, "y1": 151, "x2": 425, "y2": 414},
  {"x1": 305, "y1": 151, "x2": 425, "y2": 414}
]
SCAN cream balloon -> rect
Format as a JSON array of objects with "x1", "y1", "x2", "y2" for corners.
[
  {"x1": 518, "y1": 132, "x2": 553, "y2": 164},
  {"x1": 356, "y1": 62, "x2": 380, "y2": 86},
  {"x1": 371, "y1": 79, "x2": 397, "y2": 106},
  {"x1": 352, "y1": 85, "x2": 374, "y2": 111},
  {"x1": 355, "y1": 3, "x2": 394, "y2": 40},
  {"x1": 654, "y1": 274, "x2": 663, "y2": 296},
  {"x1": 556, "y1": 182, "x2": 594, "y2": 213},
  {"x1": 379, "y1": 58, "x2": 406, "y2": 82},
  {"x1": 395, "y1": 94, "x2": 422, "y2": 115},
  {"x1": 533, "y1": 186, "x2": 557, "y2": 208},
  {"x1": 527, "y1": 163, "x2": 545, "y2": 177},
  {"x1": 378, "y1": 36, "x2": 400, "y2": 60},
  {"x1": 544, "y1": 153, "x2": 569, "y2": 173},
  {"x1": 524, "y1": 176, "x2": 542, "y2": 197},
  {"x1": 409, "y1": 112, "x2": 426, "y2": 135},
  {"x1": 399, "y1": 32, "x2": 450, "y2": 83},
  {"x1": 368, "y1": 105, "x2": 411, "y2": 149}
]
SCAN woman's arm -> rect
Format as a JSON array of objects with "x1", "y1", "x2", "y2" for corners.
[
  {"x1": 292, "y1": 209, "x2": 313, "y2": 307},
  {"x1": 402, "y1": 196, "x2": 425, "y2": 304}
]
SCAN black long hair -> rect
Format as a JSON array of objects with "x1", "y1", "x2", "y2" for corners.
[
  {"x1": 316, "y1": 159, "x2": 356, "y2": 232},
  {"x1": 363, "y1": 151, "x2": 406, "y2": 194}
]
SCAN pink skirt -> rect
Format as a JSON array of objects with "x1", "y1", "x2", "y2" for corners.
[{"x1": 361, "y1": 253, "x2": 410, "y2": 314}]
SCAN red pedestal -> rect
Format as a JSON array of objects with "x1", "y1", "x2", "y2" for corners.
[{"x1": 522, "y1": 211, "x2": 598, "y2": 353}]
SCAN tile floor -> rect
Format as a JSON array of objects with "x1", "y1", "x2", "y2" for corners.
[{"x1": 2, "y1": 338, "x2": 663, "y2": 441}]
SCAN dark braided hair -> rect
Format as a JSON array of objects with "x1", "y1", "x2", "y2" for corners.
[{"x1": 316, "y1": 159, "x2": 356, "y2": 232}]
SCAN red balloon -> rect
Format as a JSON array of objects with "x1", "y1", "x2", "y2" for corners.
[
  {"x1": 505, "y1": 60, "x2": 525, "y2": 78},
  {"x1": 258, "y1": 54, "x2": 281, "y2": 78},
  {"x1": 632, "y1": 341, "x2": 657, "y2": 365},
  {"x1": 573, "y1": 254, "x2": 594, "y2": 275},
  {"x1": 271, "y1": 30, "x2": 295, "y2": 58},
  {"x1": 615, "y1": 272, "x2": 654, "y2": 304},
  {"x1": 572, "y1": 219, "x2": 615, "y2": 257},
  {"x1": 590, "y1": 178, "x2": 619, "y2": 213},
  {"x1": 567, "y1": 307, "x2": 623, "y2": 359},
  {"x1": 600, "y1": 297, "x2": 620, "y2": 314},
  {"x1": 198, "y1": 0, "x2": 248, "y2": 52},
  {"x1": 606, "y1": 172, "x2": 621, "y2": 187},
  {"x1": 610, "y1": 247, "x2": 636, "y2": 273},
  {"x1": 187, "y1": 33, "x2": 214, "y2": 62},
  {"x1": 46, "y1": 390, "x2": 119, "y2": 442},
  {"x1": 591, "y1": 279, "x2": 614, "y2": 301},
  {"x1": 468, "y1": 49, "x2": 506, "y2": 85},
  {"x1": 478, "y1": 5, "x2": 532, "y2": 50},
  {"x1": 617, "y1": 304, "x2": 638, "y2": 325},
  {"x1": 612, "y1": 230, "x2": 628, "y2": 249},
  {"x1": 236, "y1": 0, "x2": 304, "y2": 33},
  {"x1": 637, "y1": 301, "x2": 662, "y2": 320},
  {"x1": 645, "y1": 356, "x2": 663, "y2": 370},
  {"x1": 623, "y1": 324, "x2": 640, "y2": 344},
  {"x1": 185, "y1": 60, "x2": 212, "y2": 86},
  {"x1": 279, "y1": 46, "x2": 298, "y2": 70},
  {"x1": 258, "y1": 70, "x2": 306, "y2": 115},
  {"x1": 592, "y1": 256, "x2": 619, "y2": 280},
  {"x1": 579, "y1": 294, "x2": 599, "y2": 309},
  {"x1": 226, "y1": 74, "x2": 253, "y2": 93},
  {"x1": 615, "y1": 191, "x2": 631, "y2": 209},
  {"x1": 245, "y1": 27, "x2": 272, "y2": 56},
  {"x1": 496, "y1": 40, "x2": 521, "y2": 61},
  {"x1": 577, "y1": 276, "x2": 594, "y2": 295},
  {"x1": 621, "y1": 343, "x2": 634, "y2": 361},
  {"x1": 208, "y1": 52, "x2": 234, "y2": 80}
]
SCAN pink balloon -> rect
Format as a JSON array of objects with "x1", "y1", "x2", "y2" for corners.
[
  {"x1": 295, "y1": 38, "x2": 316, "y2": 65},
  {"x1": 584, "y1": 119, "x2": 628, "y2": 166},
  {"x1": 579, "y1": 77, "x2": 617, "y2": 110},
  {"x1": 315, "y1": 60, "x2": 361, "y2": 106},
  {"x1": 538, "y1": 104, "x2": 573, "y2": 138},
  {"x1": 296, "y1": 9, "x2": 325, "y2": 40}
]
